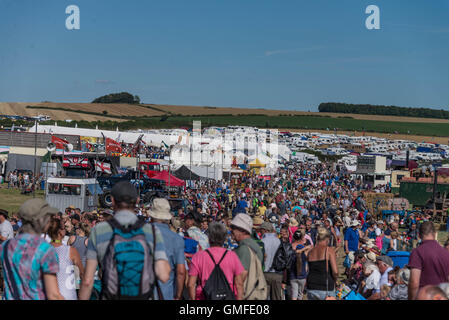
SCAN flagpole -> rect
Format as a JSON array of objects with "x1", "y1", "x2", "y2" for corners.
[{"x1": 33, "y1": 121, "x2": 37, "y2": 198}]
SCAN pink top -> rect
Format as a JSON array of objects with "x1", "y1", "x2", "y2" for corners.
[
  {"x1": 288, "y1": 226, "x2": 298, "y2": 243},
  {"x1": 189, "y1": 247, "x2": 245, "y2": 300},
  {"x1": 375, "y1": 236, "x2": 383, "y2": 250}
]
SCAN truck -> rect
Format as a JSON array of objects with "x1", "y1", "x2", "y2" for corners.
[
  {"x1": 97, "y1": 170, "x2": 168, "y2": 208},
  {"x1": 138, "y1": 161, "x2": 162, "y2": 178}
]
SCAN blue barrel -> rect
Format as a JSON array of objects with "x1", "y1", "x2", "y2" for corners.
[
  {"x1": 387, "y1": 251, "x2": 410, "y2": 268},
  {"x1": 41, "y1": 180, "x2": 46, "y2": 190}
]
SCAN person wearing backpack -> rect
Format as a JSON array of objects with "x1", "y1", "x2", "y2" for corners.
[
  {"x1": 230, "y1": 214, "x2": 267, "y2": 300},
  {"x1": 187, "y1": 222, "x2": 245, "y2": 300},
  {"x1": 259, "y1": 221, "x2": 284, "y2": 300},
  {"x1": 79, "y1": 181, "x2": 170, "y2": 300},
  {"x1": 0, "y1": 199, "x2": 64, "y2": 300}
]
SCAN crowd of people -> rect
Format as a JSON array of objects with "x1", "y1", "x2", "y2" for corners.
[{"x1": 1, "y1": 160, "x2": 449, "y2": 300}]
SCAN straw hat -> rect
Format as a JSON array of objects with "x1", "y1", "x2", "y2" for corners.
[
  {"x1": 253, "y1": 216, "x2": 264, "y2": 228},
  {"x1": 365, "y1": 251, "x2": 377, "y2": 263}
]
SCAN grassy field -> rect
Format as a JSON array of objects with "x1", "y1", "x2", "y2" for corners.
[
  {"x1": 0, "y1": 185, "x2": 45, "y2": 215},
  {"x1": 135, "y1": 115, "x2": 449, "y2": 137}
]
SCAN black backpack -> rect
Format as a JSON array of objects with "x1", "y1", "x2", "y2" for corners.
[{"x1": 201, "y1": 250, "x2": 236, "y2": 300}]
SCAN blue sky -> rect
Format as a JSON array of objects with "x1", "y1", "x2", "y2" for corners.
[{"x1": 1, "y1": 0, "x2": 449, "y2": 111}]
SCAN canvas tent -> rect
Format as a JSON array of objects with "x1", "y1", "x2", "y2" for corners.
[
  {"x1": 248, "y1": 158, "x2": 266, "y2": 168},
  {"x1": 173, "y1": 165, "x2": 203, "y2": 181},
  {"x1": 151, "y1": 171, "x2": 185, "y2": 187}
]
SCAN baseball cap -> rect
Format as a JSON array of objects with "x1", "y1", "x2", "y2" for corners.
[
  {"x1": 18, "y1": 199, "x2": 59, "y2": 222},
  {"x1": 376, "y1": 255, "x2": 394, "y2": 267},
  {"x1": 111, "y1": 181, "x2": 138, "y2": 204}
]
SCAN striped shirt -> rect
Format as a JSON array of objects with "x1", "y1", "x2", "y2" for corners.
[{"x1": 86, "y1": 210, "x2": 168, "y2": 266}]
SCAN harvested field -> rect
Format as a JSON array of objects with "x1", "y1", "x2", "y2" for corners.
[
  {"x1": 0, "y1": 102, "x2": 165, "y2": 121},
  {"x1": 1, "y1": 101, "x2": 448, "y2": 140}
]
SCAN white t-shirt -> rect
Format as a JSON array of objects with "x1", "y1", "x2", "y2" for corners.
[
  {"x1": 364, "y1": 269, "x2": 381, "y2": 293},
  {"x1": 0, "y1": 220, "x2": 14, "y2": 240},
  {"x1": 380, "y1": 267, "x2": 393, "y2": 288}
]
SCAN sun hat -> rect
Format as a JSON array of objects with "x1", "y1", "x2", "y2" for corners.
[
  {"x1": 397, "y1": 268, "x2": 410, "y2": 285},
  {"x1": 170, "y1": 217, "x2": 181, "y2": 230},
  {"x1": 148, "y1": 198, "x2": 172, "y2": 220},
  {"x1": 253, "y1": 216, "x2": 264, "y2": 228},
  {"x1": 260, "y1": 221, "x2": 275, "y2": 232},
  {"x1": 376, "y1": 255, "x2": 394, "y2": 267},
  {"x1": 351, "y1": 220, "x2": 360, "y2": 227},
  {"x1": 230, "y1": 213, "x2": 253, "y2": 234},
  {"x1": 365, "y1": 251, "x2": 377, "y2": 263},
  {"x1": 18, "y1": 198, "x2": 59, "y2": 222}
]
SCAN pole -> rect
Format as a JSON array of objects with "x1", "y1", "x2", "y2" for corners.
[
  {"x1": 168, "y1": 145, "x2": 171, "y2": 192},
  {"x1": 94, "y1": 137, "x2": 99, "y2": 210},
  {"x1": 33, "y1": 121, "x2": 37, "y2": 198},
  {"x1": 189, "y1": 133, "x2": 192, "y2": 183}
]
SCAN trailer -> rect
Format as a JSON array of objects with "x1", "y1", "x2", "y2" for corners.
[{"x1": 46, "y1": 177, "x2": 103, "y2": 213}]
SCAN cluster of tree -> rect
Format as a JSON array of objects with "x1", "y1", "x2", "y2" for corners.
[
  {"x1": 92, "y1": 92, "x2": 141, "y2": 104},
  {"x1": 318, "y1": 102, "x2": 449, "y2": 119}
]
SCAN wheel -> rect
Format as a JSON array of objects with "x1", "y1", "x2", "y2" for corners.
[{"x1": 100, "y1": 191, "x2": 113, "y2": 208}]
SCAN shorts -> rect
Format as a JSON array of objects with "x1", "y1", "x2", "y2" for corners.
[
  {"x1": 348, "y1": 251, "x2": 355, "y2": 265},
  {"x1": 307, "y1": 290, "x2": 336, "y2": 300},
  {"x1": 290, "y1": 278, "x2": 306, "y2": 300}
]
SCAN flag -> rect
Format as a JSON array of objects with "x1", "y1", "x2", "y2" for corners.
[
  {"x1": 105, "y1": 137, "x2": 122, "y2": 154},
  {"x1": 52, "y1": 136, "x2": 69, "y2": 150},
  {"x1": 95, "y1": 160, "x2": 112, "y2": 174},
  {"x1": 63, "y1": 157, "x2": 90, "y2": 168}
]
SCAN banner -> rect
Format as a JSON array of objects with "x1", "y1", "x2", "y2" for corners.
[
  {"x1": 63, "y1": 157, "x2": 90, "y2": 168},
  {"x1": 105, "y1": 138, "x2": 122, "y2": 154},
  {"x1": 95, "y1": 160, "x2": 112, "y2": 174},
  {"x1": 52, "y1": 136, "x2": 69, "y2": 150}
]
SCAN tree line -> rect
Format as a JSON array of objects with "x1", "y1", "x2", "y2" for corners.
[
  {"x1": 92, "y1": 92, "x2": 140, "y2": 104},
  {"x1": 318, "y1": 102, "x2": 449, "y2": 119}
]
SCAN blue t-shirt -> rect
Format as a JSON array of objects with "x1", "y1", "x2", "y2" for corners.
[
  {"x1": 344, "y1": 228, "x2": 360, "y2": 252},
  {"x1": 153, "y1": 223, "x2": 186, "y2": 300}
]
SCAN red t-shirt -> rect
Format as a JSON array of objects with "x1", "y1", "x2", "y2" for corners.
[
  {"x1": 189, "y1": 247, "x2": 245, "y2": 300},
  {"x1": 408, "y1": 240, "x2": 449, "y2": 288}
]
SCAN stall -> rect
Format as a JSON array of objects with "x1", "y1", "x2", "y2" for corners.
[{"x1": 46, "y1": 177, "x2": 102, "y2": 212}]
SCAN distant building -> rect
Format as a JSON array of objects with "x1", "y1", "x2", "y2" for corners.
[{"x1": 355, "y1": 155, "x2": 391, "y2": 187}]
